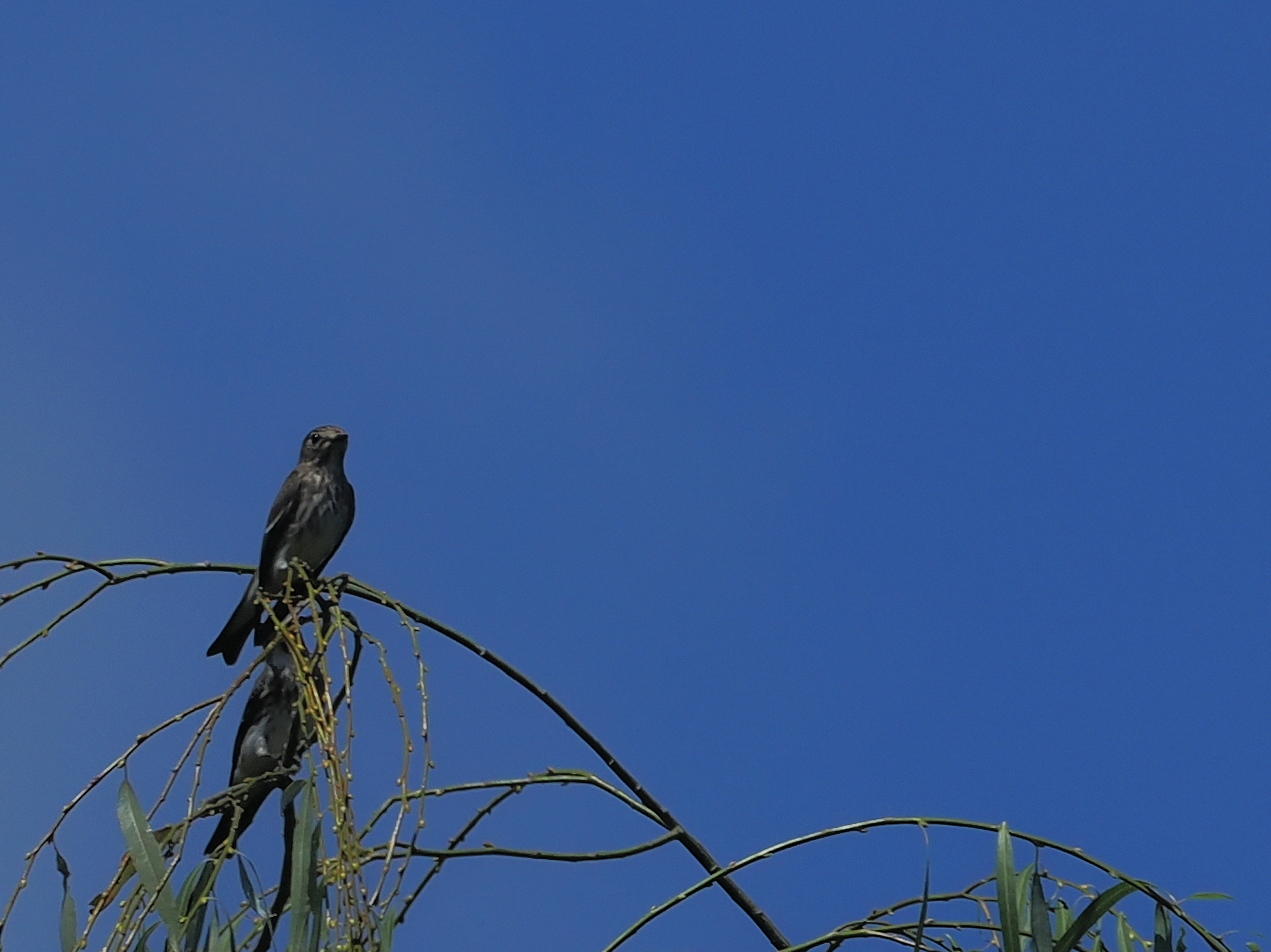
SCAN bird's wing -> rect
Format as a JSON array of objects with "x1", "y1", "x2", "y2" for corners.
[
  {"x1": 228, "y1": 665, "x2": 277, "y2": 784},
  {"x1": 258, "y1": 468, "x2": 305, "y2": 578},
  {"x1": 312, "y1": 479, "x2": 356, "y2": 576}
]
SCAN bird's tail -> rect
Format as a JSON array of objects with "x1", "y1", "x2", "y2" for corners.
[
  {"x1": 207, "y1": 576, "x2": 261, "y2": 665},
  {"x1": 252, "y1": 599, "x2": 294, "y2": 649},
  {"x1": 204, "y1": 787, "x2": 270, "y2": 855},
  {"x1": 251, "y1": 796, "x2": 298, "y2": 952},
  {"x1": 203, "y1": 811, "x2": 237, "y2": 856}
]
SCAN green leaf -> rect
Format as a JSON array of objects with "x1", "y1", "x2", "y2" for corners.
[
  {"x1": 309, "y1": 821, "x2": 324, "y2": 911},
  {"x1": 305, "y1": 819, "x2": 325, "y2": 952},
  {"x1": 60, "y1": 890, "x2": 77, "y2": 952},
  {"x1": 996, "y1": 824, "x2": 1022, "y2": 952},
  {"x1": 1116, "y1": 912, "x2": 1134, "y2": 952},
  {"x1": 913, "y1": 857, "x2": 931, "y2": 952},
  {"x1": 236, "y1": 856, "x2": 268, "y2": 922},
  {"x1": 1030, "y1": 869, "x2": 1053, "y2": 952},
  {"x1": 116, "y1": 779, "x2": 181, "y2": 944},
  {"x1": 59, "y1": 884, "x2": 77, "y2": 952},
  {"x1": 377, "y1": 909, "x2": 396, "y2": 952},
  {"x1": 236, "y1": 856, "x2": 256, "y2": 910},
  {"x1": 287, "y1": 781, "x2": 317, "y2": 952},
  {"x1": 280, "y1": 779, "x2": 306, "y2": 809},
  {"x1": 207, "y1": 908, "x2": 233, "y2": 952},
  {"x1": 176, "y1": 861, "x2": 215, "y2": 952},
  {"x1": 55, "y1": 847, "x2": 77, "y2": 952},
  {"x1": 1054, "y1": 899, "x2": 1072, "y2": 939},
  {"x1": 1154, "y1": 904, "x2": 1172, "y2": 952},
  {"x1": 132, "y1": 922, "x2": 160, "y2": 952},
  {"x1": 1183, "y1": 893, "x2": 1232, "y2": 902},
  {"x1": 1054, "y1": 883, "x2": 1136, "y2": 952},
  {"x1": 1017, "y1": 862, "x2": 1035, "y2": 938}
]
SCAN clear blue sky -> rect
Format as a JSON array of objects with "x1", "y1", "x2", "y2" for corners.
[{"x1": 0, "y1": 4, "x2": 1266, "y2": 949}]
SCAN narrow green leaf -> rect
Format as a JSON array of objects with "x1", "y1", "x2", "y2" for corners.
[
  {"x1": 174, "y1": 863, "x2": 199, "y2": 915},
  {"x1": 236, "y1": 856, "x2": 255, "y2": 910},
  {"x1": 1054, "y1": 899, "x2": 1072, "y2": 940},
  {"x1": 377, "y1": 909, "x2": 396, "y2": 952},
  {"x1": 1030, "y1": 869, "x2": 1053, "y2": 952},
  {"x1": 996, "y1": 824, "x2": 1022, "y2": 952},
  {"x1": 1177, "y1": 925, "x2": 1187, "y2": 952},
  {"x1": 1154, "y1": 904, "x2": 1172, "y2": 952},
  {"x1": 308, "y1": 819, "x2": 324, "y2": 909},
  {"x1": 280, "y1": 779, "x2": 306, "y2": 809},
  {"x1": 1116, "y1": 912, "x2": 1134, "y2": 952},
  {"x1": 287, "y1": 781, "x2": 317, "y2": 952},
  {"x1": 236, "y1": 856, "x2": 268, "y2": 922},
  {"x1": 59, "y1": 887, "x2": 77, "y2": 952},
  {"x1": 305, "y1": 819, "x2": 325, "y2": 952},
  {"x1": 115, "y1": 779, "x2": 182, "y2": 942},
  {"x1": 55, "y1": 848, "x2": 77, "y2": 952},
  {"x1": 207, "y1": 908, "x2": 233, "y2": 952},
  {"x1": 175, "y1": 860, "x2": 213, "y2": 917},
  {"x1": 306, "y1": 883, "x2": 324, "y2": 952},
  {"x1": 1054, "y1": 883, "x2": 1137, "y2": 952},
  {"x1": 913, "y1": 857, "x2": 931, "y2": 952},
  {"x1": 1183, "y1": 893, "x2": 1232, "y2": 902},
  {"x1": 132, "y1": 922, "x2": 160, "y2": 952},
  {"x1": 1017, "y1": 862, "x2": 1035, "y2": 941},
  {"x1": 177, "y1": 861, "x2": 215, "y2": 952}
]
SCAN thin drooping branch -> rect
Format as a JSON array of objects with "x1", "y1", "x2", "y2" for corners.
[
  {"x1": 406, "y1": 787, "x2": 519, "y2": 912},
  {"x1": 341, "y1": 578, "x2": 793, "y2": 951},
  {"x1": 0, "y1": 557, "x2": 789, "y2": 947},
  {"x1": 599, "y1": 817, "x2": 1230, "y2": 952},
  {"x1": 779, "y1": 920, "x2": 1001, "y2": 952},
  {"x1": 0, "y1": 557, "x2": 1236, "y2": 952},
  {"x1": 369, "y1": 831, "x2": 681, "y2": 865},
  {"x1": 0, "y1": 557, "x2": 250, "y2": 672},
  {"x1": 0, "y1": 690, "x2": 233, "y2": 940},
  {"x1": 360, "y1": 770, "x2": 663, "y2": 835},
  {"x1": 392, "y1": 768, "x2": 678, "y2": 920}
]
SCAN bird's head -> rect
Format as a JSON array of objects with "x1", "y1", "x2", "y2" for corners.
[{"x1": 298, "y1": 425, "x2": 350, "y2": 465}]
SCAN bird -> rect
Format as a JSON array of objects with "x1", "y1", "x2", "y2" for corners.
[
  {"x1": 207, "y1": 425, "x2": 355, "y2": 665},
  {"x1": 204, "y1": 643, "x2": 303, "y2": 855}
]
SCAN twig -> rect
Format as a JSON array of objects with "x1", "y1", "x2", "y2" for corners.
[
  {"x1": 342, "y1": 578, "x2": 792, "y2": 950},
  {"x1": 361, "y1": 770, "x2": 661, "y2": 835},
  {"x1": 368, "y1": 830, "x2": 680, "y2": 865},
  {"x1": 599, "y1": 818, "x2": 1229, "y2": 952}
]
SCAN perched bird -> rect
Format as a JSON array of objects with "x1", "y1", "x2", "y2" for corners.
[
  {"x1": 204, "y1": 644, "x2": 303, "y2": 855},
  {"x1": 207, "y1": 425, "x2": 355, "y2": 665}
]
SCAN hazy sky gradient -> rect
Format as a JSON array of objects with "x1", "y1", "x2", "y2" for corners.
[{"x1": 0, "y1": 4, "x2": 1267, "y2": 949}]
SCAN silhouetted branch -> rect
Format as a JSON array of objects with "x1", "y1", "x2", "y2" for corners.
[
  {"x1": 601, "y1": 817, "x2": 1229, "y2": 952},
  {"x1": 0, "y1": 556, "x2": 1240, "y2": 952},
  {"x1": 342, "y1": 577, "x2": 792, "y2": 950},
  {"x1": 369, "y1": 830, "x2": 681, "y2": 864}
]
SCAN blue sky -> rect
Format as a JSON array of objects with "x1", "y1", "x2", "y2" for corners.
[{"x1": 0, "y1": 3, "x2": 1267, "y2": 949}]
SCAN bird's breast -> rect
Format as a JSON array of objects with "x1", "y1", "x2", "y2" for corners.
[{"x1": 273, "y1": 477, "x2": 352, "y2": 577}]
